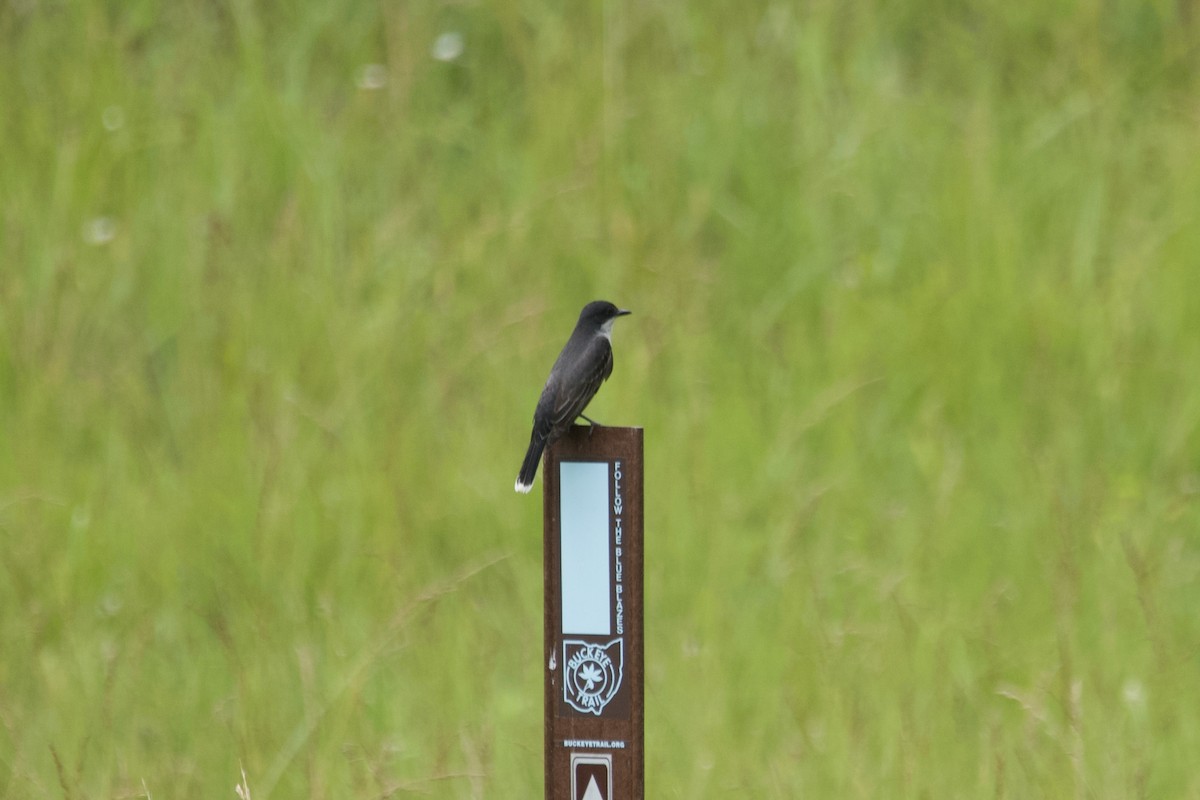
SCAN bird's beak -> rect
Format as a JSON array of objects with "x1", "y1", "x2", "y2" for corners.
[{"x1": 617, "y1": 308, "x2": 632, "y2": 317}]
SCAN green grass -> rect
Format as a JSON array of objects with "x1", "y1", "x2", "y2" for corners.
[{"x1": 3, "y1": 1, "x2": 1200, "y2": 797}]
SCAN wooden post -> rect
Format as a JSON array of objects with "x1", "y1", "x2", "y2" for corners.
[{"x1": 543, "y1": 425, "x2": 644, "y2": 800}]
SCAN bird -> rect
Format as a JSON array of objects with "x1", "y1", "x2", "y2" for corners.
[{"x1": 515, "y1": 300, "x2": 631, "y2": 493}]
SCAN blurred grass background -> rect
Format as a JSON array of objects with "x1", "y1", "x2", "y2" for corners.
[{"x1": 3, "y1": 0, "x2": 1200, "y2": 797}]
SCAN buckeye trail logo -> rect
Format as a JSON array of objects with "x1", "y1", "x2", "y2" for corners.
[{"x1": 563, "y1": 639, "x2": 623, "y2": 715}]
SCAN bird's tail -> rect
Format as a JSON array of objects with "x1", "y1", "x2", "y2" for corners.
[{"x1": 515, "y1": 434, "x2": 547, "y2": 494}]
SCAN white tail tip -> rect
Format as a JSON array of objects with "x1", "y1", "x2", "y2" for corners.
[{"x1": 515, "y1": 479, "x2": 533, "y2": 494}]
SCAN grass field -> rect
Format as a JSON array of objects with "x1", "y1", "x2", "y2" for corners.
[{"x1": 3, "y1": 1, "x2": 1200, "y2": 797}]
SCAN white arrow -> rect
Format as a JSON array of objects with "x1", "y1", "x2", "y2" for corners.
[{"x1": 581, "y1": 775, "x2": 604, "y2": 800}]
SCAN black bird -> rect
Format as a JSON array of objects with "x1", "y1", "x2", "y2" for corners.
[{"x1": 515, "y1": 300, "x2": 631, "y2": 493}]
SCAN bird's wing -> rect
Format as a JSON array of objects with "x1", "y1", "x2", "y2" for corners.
[{"x1": 548, "y1": 337, "x2": 613, "y2": 429}]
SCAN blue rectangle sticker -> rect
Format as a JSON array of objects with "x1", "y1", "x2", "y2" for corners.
[{"x1": 560, "y1": 461, "x2": 611, "y2": 636}]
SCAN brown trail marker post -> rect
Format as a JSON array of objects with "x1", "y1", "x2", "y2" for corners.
[{"x1": 543, "y1": 425, "x2": 644, "y2": 800}]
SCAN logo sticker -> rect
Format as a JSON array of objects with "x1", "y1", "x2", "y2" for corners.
[{"x1": 563, "y1": 639, "x2": 623, "y2": 715}]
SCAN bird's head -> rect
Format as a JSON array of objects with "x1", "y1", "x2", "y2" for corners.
[{"x1": 579, "y1": 300, "x2": 631, "y2": 336}]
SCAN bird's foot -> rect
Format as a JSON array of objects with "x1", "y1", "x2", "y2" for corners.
[{"x1": 580, "y1": 413, "x2": 602, "y2": 436}]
